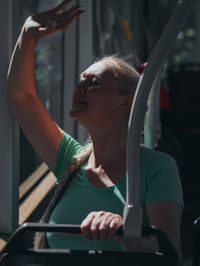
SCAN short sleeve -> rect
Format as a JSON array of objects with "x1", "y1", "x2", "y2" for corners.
[
  {"x1": 145, "y1": 152, "x2": 184, "y2": 207},
  {"x1": 54, "y1": 133, "x2": 83, "y2": 180}
]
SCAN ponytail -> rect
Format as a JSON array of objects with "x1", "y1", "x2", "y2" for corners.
[{"x1": 34, "y1": 142, "x2": 92, "y2": 248}]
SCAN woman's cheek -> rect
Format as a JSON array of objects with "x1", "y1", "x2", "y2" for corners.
[{"x1": 87, "y1": 85, "x2": 96, "y2": 92}]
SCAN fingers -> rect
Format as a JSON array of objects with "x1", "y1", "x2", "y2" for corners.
[
  {"x1": 53, "y1": 0, "x2": 72, "y2": 14},
  {"x1": 50, "y1": 4, "x2": 84, "y2": 32},
  {"x1": 81, "y1": 212, "x2": 96, "y2": 240},
  {"x1": 99, "y1": 214, "x2": 115, "y2": 239},
  {"x1": 24, "y1": 1, "x2": 84, "y2": 39},
  {"x1": 56, "y1": 8, "x2": 84, "y2": 29},
  {"x1": 108, "y1": 215, "x2": 122, "y2": 238},
  {"x1": 38, "y1": 4, "x2": 84, "y2": 38},
  {"x1": 58, "y1": 4, "x2": 82, "y2": 18},
  {"x1": 81, "y1": 211, "x2": 123, "y2": 241},
  {"x1": 91, "y1": 212, "x2": 112, "y2": 240}
]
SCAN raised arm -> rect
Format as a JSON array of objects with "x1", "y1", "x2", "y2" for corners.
[{"x1": 7, "y1": 0, "x2": 84, "y2": 171}]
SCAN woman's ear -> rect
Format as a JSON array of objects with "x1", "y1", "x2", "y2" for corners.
[{"x1": 119, "y1": 94, "x2": 134, "y2": 112}]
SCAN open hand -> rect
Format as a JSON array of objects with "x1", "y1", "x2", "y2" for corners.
[
  {"x1": 23, "y1": 0, "x2": 84, "y2": 38},
  {"x1": 81, "y1": 211, "x2": 123, "y2": 240}
]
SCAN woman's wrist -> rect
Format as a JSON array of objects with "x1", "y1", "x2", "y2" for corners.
[
  {"x1": 20, "y1": 24, "x2": 36, "y2": 41},
  {"x1": 15, "y1": 25, "x2": 36, "y2": 55}
]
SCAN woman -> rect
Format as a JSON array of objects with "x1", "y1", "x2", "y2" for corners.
[{"x1": 7, "y1": 0, "x2": 183, "y2": 258}]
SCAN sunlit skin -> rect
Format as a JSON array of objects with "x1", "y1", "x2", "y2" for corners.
[
  {"x1": 7, "y1": 0, "x2": 182, "y2": 258},
  {"x1": 69, "y1": 60, "x2": 134, "y2": 195},
  {"x1": 70, "y1": 61, "x2": 132, "y2": 128}
]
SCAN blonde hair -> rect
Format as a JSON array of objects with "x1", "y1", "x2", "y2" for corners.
[
  {"x1": 34, "y1": 141, "x2": 92, "y2": 249},
  {"x1": 101, "y1": 56, "x2": 140, "y2": 95},
  {"x1": 34, "y1": 56, "x2": 139, "y2": 248}
]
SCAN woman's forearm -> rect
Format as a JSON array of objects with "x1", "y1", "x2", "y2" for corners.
[
  {"x1": 8, "y1": 2, "x2": 83, "y2": 101},
  {"x1": 7, "y1": 27, "x2": 37, "y2": 100}
]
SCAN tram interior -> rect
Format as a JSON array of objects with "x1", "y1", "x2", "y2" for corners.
[{"x1": 0, "y1": 0, "x2": 200, "y2": 265}]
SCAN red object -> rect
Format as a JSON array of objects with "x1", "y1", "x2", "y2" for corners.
[{"x1": 136, "y1": 63, "x2": 170, "y2": 110}]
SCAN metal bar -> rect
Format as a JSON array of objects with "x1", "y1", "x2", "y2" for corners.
[
  {"x1": 192, "y1": 217, "x2": 200, "y2": 266},
  {"x1": 3, "y1": 223, "x2": 178, "y2": 256},
  {"x1": 123, "y1": 0, "x2": 197, "y2": 239},
  {"x1": 0, "y1": 0, "x2": 19, "y2": 234},
  {"x1": 144, "y1": 68, "x2": 162, "y2": 149}
]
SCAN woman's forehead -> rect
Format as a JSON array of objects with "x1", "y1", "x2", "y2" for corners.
[{"x1": 82, "y1": 61, "x2": 112, "y2": 78}]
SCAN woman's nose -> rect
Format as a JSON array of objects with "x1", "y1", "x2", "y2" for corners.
[{"x1": 75, "y1": 80, "x2": 87, "y2": 94}]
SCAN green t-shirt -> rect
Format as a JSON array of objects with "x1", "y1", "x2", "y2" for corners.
[{"x1": 47, "y1": 133, "x2": 183, "y2": 251}]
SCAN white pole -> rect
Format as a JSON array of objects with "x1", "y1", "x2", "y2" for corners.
[{"x1": 123, "y1": 0, "x2": 197, "y2": 239}]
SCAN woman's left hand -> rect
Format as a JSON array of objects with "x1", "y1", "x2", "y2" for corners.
[
  {"x1": 23, "y1": 0, "x2": 84, "y2": 39},
  {"x1": 80, "y1": 211, "x2": 123, "y2": 240}
]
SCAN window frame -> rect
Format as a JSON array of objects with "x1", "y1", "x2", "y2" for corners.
[{"x1": 0, "y1": 0, "x2": 20, "y2": 233}]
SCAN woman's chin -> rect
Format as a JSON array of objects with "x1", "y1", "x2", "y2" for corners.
[{"x1": 69, "y1": 107, "x2": 86, "y2": 119}]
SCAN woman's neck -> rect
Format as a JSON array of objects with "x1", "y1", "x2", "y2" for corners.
[
  {"x1": 86, "y1": 135, "x2": 127, "y2": 186},
  {"x1": 87, "y1": 119, "x2": 128, "y2": 169}
]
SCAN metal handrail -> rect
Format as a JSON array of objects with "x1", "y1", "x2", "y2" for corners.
[
  {"x1": 2, "y1": 223, "x2": 178, "y2": 257},
  {"x1": 123, "y1": 0, "x2": 197, "y2": 239},
  {"x1": 144, "y1": 68, "x2": 162, "y2": 149}
]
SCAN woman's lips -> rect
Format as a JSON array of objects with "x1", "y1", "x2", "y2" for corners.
[
  {"x1": 73, "y1": 100, "x2": 88, "y2": 108},
  {"x1": 75, "y1": 98, "x2": 88, "y2": 104}
]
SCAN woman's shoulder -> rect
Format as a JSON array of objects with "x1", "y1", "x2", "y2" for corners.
[
  {"x1": 60, "y1": 133, "x2": 83, "y2": 150},
  {"x1": 140, "y1": 147, "x2": 183, "y2": 207},
  {"x1": 140, "y1": 147, "x2": 179, "y2": 178},
  {"x1": 54, "y1": 133, "x2": 83, "y2": 179},
  {"x1": 140, "y1": 147, "x2": 174, "y2": 163}
]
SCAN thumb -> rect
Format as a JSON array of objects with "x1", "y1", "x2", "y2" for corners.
[
  {"x1": 38, "y1": 24, "x2": 53, "y2": 32},
  {"x1": 38, "y1": 24, "x2": 55, "y2": 37}
]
